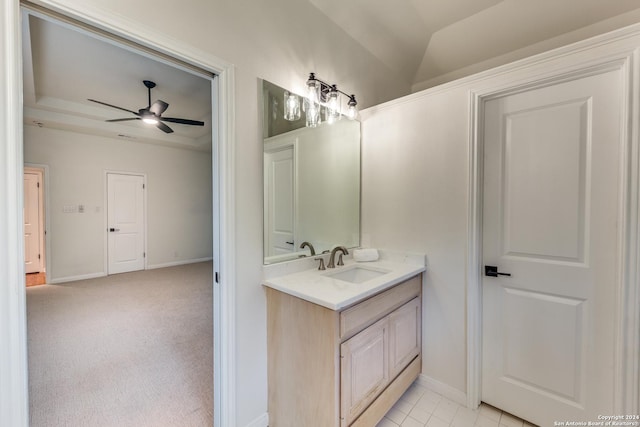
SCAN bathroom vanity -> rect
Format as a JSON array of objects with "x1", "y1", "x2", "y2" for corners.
[{"x1": 264, "y1": 257, "x2": 425, "y2": 426}]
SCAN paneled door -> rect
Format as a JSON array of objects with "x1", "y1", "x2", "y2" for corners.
[
  {"x1": 482, "y1": 69, "x2": 623, "y2": 425},
  {"x1": 264, "y1": 147, "x2": 295, "y2": 257},
  {"x1": 107, "y1": 173, "x2": 145, "y2": 274},
  {"x1": 24, "y1": 170, "x2": 43, "y2": 274},
  {"x1": 389, "y1": 297, "x2": 421, "y2": 379},
  {"x1": 341, "y1": 316, "x2": 389, "y2": 426}
]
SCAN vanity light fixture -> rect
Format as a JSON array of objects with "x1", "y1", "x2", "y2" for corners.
[{"x1": 302, "y1": 72, "x2": 358, "y2": 127}]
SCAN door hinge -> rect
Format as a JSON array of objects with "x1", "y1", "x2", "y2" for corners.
[
  {"x1": 37, "y1": 182, "x2": 40, "y2": 188},
  {"x1": 38, "y1": 254, "x2": 41, "y2": 260},
  {"x1": 143, "y1": 252, "x2": 146, "y2": 258},
  {"x1": 215, "y1": 272, "x2": 219, "y2": 283},
  {"x1": 143, "y1": 183, "x2": 145, "y2": 189}
]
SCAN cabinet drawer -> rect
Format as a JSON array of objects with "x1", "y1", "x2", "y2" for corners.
[{"x1": 340, "y1": 274, "x2": 421, "y2": 340}]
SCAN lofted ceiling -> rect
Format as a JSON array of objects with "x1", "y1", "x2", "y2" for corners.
[
  {"x1": 22, "y1": 13, "x2": 213, "y2": 151},
  {"x1": 22, "y1": 1, "x2": 640, "y2": 139},
  {"x1": 309, "y1": 0, "x2": 640, "y2": 88}
]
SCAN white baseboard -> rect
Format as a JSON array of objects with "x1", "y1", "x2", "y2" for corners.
[
  {"x1": 47, "y1": 258, "x2": 212, "y2": 283},
  {"x1": 49, "y1": 272, "x2": 107, "y2": 284},
  {"x1": 417, "y1": 374, "x2": 467, "y2": 407},
  {"x1": 147, "y1": 257, "x2": 213, "y2": 270},
  {"x1": 245, "y1": 413, "x2": 269, "y2": 427}
]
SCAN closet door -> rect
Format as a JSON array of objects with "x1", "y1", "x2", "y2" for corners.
[{"x1": 482, "y1": 68, "x2": 623, "y2": 425}]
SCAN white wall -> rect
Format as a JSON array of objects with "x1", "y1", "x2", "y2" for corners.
[
  {"x1": 361, "y1": 87, "x2": 470, "y2": 395},
  {"x1": 360, "y1": 25, "x2": 640, "y2": 403},
  {"x1": 23, "y1": 125, "x2": 212, "y2": 281},
  {"x1": 18, "y1": 0, "x2": 411, "y2": 425}
]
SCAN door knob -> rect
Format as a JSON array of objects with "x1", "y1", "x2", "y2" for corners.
[
  {"x1": 285, "y1": 241, "x2": 294, "y2": 245},
  {"x1": 485, "y1": 265, "x2": 511, "y2": 277}
]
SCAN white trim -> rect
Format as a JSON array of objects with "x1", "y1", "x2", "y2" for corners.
[
  {"x1": 147, "y1": 257, "x2": 213, "y2": 270},
  {"x1": 616, "y1": 46, "x2": 640, "y2": 414},
  {"x1": 214, "y1": 61, "x2": 237, "y2": 427},
  {"x1": 416, "y1": 374, "x2": 467, "y2": 406},
  {"x1": 24, "y1": 165, "x2": 45, "y2": 274},
  {"x1": 466, "y1": 90, "x2": 483, "y2": 410},
  {"x1": 24, "y1": 163, "x2": 51, "y2": 280},
  {"x1": 5, "y1": 2, "x2": 237, "y2": 426},
  {"x1": 0, "y1": 0, "x2": 29, "y2": 424},
  {"x1": 245, "y1": 413, "x2": 269, "y2": 427},
  {"x1": 48, "y1": 272, "x2": 106, "y2": 284},
  {"x1": 466, "y1": 45, "x2": 639, "y2": 413},
  {"x1": 45, "y1": 259, "x2": 215, "y2": 283}
]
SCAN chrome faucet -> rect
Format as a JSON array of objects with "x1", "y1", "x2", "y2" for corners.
[
  {"x1": 327, "y1": 246, "x2": 349, "y2": 268},
  {"x1": 300, "y1": 241, "x2": 316, "y2": 256}
]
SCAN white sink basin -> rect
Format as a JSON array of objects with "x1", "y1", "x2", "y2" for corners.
[{"x1": 324, "y1": 265, "x2": 391, "y2": 284}]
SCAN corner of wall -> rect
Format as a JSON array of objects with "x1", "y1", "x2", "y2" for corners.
[
  {"x1": 417, "y1": 374, "x2": 468, "y2": 408},
  {"x1": 245, "y1": 412, "x2": 269, "y2": 427}
]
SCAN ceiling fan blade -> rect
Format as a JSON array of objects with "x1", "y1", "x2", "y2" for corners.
[
  {"x1": 149, "y1": 100, "x2": 169, "y2": 115},
  {"x1": 88, "y1": 99, "x2": 139, "y2": 115},
  {"x1": 106, "y1": 118, "x2": 141, "y2": 122},
  {"x1": 160, "y1": 117, "x2": 205, "y2": 126},
  {"x1": 156, "y1": 121, "x2": 174, "y2": 133}
]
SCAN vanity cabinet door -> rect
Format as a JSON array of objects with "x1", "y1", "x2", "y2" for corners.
[
  {"x1": 389, "y1": 297, "x2": 421, "y2": 379},
  {"x1": 340, "y1": 316, "x2": 389, "y2": 426}
]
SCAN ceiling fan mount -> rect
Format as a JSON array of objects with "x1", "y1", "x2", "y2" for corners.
[
  {"x1": 88, "y1": 80, "x2": 204, "y2": 134},
  {"x1": 143, "y1": 80, "x2": 156, "y2": 90}
]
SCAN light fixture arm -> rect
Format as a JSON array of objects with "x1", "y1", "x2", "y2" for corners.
[{"x1": 307, "y1": 73, "x2": 357, "y2": 107}]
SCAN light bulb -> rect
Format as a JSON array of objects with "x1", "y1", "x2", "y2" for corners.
[
  {"x1": 346, "y1": 95, "x2": 358, "y2": 120},
  {"x1": 326, "y1": 86, "x2": 340, "y2": 124},
  {"x1": 284, "y1": 91, "x2": 301, "y2": 121},
  {"x1": 142, "y1": 116, "x2": 158, "y2": 125},
  {"x1": 304, "y1": 98, "x2": 320, "y2": 128},
  {"x1": 306, "y1": 80, "x2": 319, "y2": 105}
]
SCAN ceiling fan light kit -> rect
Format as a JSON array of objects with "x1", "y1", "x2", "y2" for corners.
[{"x1": 88, "y1": 80, "x2": 205, "y2": 134}]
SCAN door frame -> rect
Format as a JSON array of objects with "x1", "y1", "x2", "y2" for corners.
[
  {"x1": 0, "y1": 1, "x2": 237, "y2": 427},
  {"x1": 466, "y1": 44, "x2": 640, "y2": 413},
  {"x1": 104, "y1": 171, "x2": 148, "y2": 274},
  {"x1": 263, "y1": 139, "x2": 297, "y2": 259},
  {"x1": 24, "y1": 164, "x2": 49, "y2": 277}
]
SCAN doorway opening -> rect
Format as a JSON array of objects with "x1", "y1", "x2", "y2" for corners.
[
  {"x1": 19, "y1": 3, "x2": 225, "y2": 426},
  {"x1": 24, "y1": 165, "x2": 46, "y2": 286},
  {"x1": 466, "y1": 57, "x2": 639, "y2": 423},
  {"x1": 3, "y1": 0, "x2": 236, "y2": 424}
]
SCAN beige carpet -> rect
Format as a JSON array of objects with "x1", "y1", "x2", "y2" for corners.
[{"x1": 27, "y1": 262, "x2": 214, "y2": 427}]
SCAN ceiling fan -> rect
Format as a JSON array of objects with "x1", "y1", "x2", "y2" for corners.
[{"x1": 88, "y1": 80, "x2": 205, "y2": 134}]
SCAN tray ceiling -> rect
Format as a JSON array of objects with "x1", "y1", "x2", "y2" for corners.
[{"x1": 22, "y1": 13, "x2": 213, "y2": 151}]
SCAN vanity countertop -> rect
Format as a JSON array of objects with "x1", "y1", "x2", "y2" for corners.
[{"x1": 263, "y1": 255, "x2": 425, "y2": 311}]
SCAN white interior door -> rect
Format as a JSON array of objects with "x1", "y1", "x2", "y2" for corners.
[
  {"x1": 107, "y1": 173, "x2": 145, "y2": 274},
  {"x1": 264, "y1": 147, "x2": 295, "y2": 256},
  {"x1": 24, "y1": 171, "x2": 43, "y2": 274},
  {"x1": 482, "y1": 69, "x2": 622, "y2": 425}
]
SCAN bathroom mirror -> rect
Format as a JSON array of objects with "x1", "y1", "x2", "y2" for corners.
[{"x1": 262, "y1": 79, "x2": 360, "y2": 264}]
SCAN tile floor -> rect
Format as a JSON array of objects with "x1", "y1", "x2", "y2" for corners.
[{"x1": 378, "y1": 382, "x2": 536, "y2": 427}]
